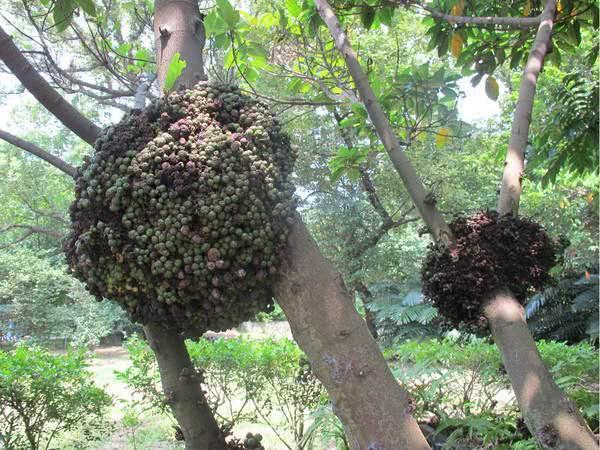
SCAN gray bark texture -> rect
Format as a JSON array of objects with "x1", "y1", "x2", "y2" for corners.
[
  {"x1": 274, "y1": 216, "x2": 431, "y2": 450},
  {"x1": 154, "y1": 0, "x2": 207, "y2": 91}
]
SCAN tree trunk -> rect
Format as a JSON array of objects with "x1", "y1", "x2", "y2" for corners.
[
  {"x1": 144, "y1": 324, "x2": 227, "y2": 450},
  {"x1": 483, "y1": 292, "x2": 597, "y2": 450},
  {"x1": 486, "y1": 3, "x2": 598, "y2": 448},
  {"x1": 154, "y1": 0, "x2": 207, "y2": 90},
  {"x1": 274, "y1": 217, "x2": 430, "y2": 450},
  {"x1": 496, "y1": 0, "x2": 554, "y2": 216}
]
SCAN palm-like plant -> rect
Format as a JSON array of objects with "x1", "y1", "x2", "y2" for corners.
[
  {"x1": 367, "y1": 281, "x2": 441, "y2": 344},
  {"x1": 525, "y1": 271, "x2": 599, "y2": 343}
]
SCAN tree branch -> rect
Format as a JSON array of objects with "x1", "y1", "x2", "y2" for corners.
[
  {"x1": 0, "y1": 24, "x2": 101, "y2": 145},
  {"x1": 316, "y1": 0, "x2": 454, "y2": 245},
  {"x1": 405, "y1": 1, "x2": 542, "y2": 28},
  {"x1": 0, "y1": 224, "x2": 64, "y2": 249},
  {"x1": 497, "y1": 0, "x2": 556, "y2": 215},
  {"x1": 133, "y1": 73, "x2": 156, "y2": 110},
  {"x1": 0, "y1": 129, "x2": 77, "y2": 177}
]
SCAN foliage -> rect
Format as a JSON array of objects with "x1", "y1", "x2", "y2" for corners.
[
  {"x1": 419, "y1": 0, "x2": 597, "y2": 82},
  {"x1": 0, "y1": 249, "x2": 129, "y2": 347},
  {"x1": 526, "y1": 271, "x2": 599, "y2": 343},
  {"x1": 301, "y1": 405, "x2": 349, "y2": 450},
  {"x1": 254, "y1": 302, "x2": 287, "y2": 322},
  {"x1": 366, "y1": 281, "x2": 441, "y2": 344},
  {"x1": 386, "y1": 337, "x2": 599, "y2": 447},
  {"x1": 531, "y1": 72, "x2": 599, "y2": 186},
  {"x1": 0, "y1": 344, "x2": 111, "y2": 450},
  {"x1": 163, "y1": 52, "x2": 187, "y2": 93},
  {"x1": 118, "y1": 336, "x2": 327, "y2": 449}
]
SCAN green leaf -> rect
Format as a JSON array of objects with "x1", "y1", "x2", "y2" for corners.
[
  {"x1": 510, "y1": 49, "x2": 523, "y2": 69},
  {"x1": 53, "y1": 0, "x2": 74, "y2": 32},
  {"x1": 216, "y1": 0, "x2": 240, "y2": 30},
  {"x1": 116, "y1": 43, "x2": 132, "y2": 56},
  {"x1": 163, "y1": 52, "x2": 187, "y2": 93},
  {"x1": 329, "y1": 166, "x2": 346, "y2": 182},
  {"x1": 134, "y1": 49, "x2": 152, "y2": 68},
  {"x1": 360, "y1": 8, "x2": 376, "y2": 30},
  {"x1": 437, "y1": 34, "x2": 449, "y2": 57},
  {"x1": 76, "y1": 0, "x2": 96, "y2": 16},
  {"x1": 549, "y1": 47, "x2": 561, "y2": 67},
  {"x1": 204, "y1": 10, "x2": 228, "y2": 36},
  {"x1": 285, "y1": 0, "x2": 302, "y2": 18},
  {"x1": 214, "y1": 33, "x2": 230, "y2": 50},
  {"x1": 377, "y1": 7, "x2": 394, "y2": 27}
]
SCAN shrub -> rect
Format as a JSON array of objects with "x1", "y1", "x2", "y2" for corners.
[
  {"x1": 526, "y1": 271, "x2": 599, "y2": 343},
  {"x1": 118, "y1": 336, "x2": 326, "y2": 448},
  {"x1": 387, "y1": 338, "x2": 599, "y2": 448},
  {"x1": 0, "y1": 345, "x2": 112, "y2": 450}
]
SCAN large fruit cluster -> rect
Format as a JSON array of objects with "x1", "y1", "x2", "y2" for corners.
[
  {"x1": 65, "y1": 82, "x2": 296, "y2": 336},
  {"x1": 421, "y1": 211, "x2": 556, "y2": 331}
]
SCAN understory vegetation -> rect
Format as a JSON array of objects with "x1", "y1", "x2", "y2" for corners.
[{"x1": 2, "y1": 335, "x2": 596, "y2": 449}]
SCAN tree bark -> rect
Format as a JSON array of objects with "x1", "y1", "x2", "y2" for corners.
[
  {"x1": 315, "y1": 0, "x2": 454, "y2": 247},
  {"x1": 0, "y1": 129, "x2": 77, "y2": 177},
  {"x1": 0, "y1": 25, "x2": 100, "y2": 145},
  {"x1": 274, "y1": 216, "x2": 430, "y2": 450},
  {"x1": 154, "y1": 0, "x2": 207, "y2": 91},
  {"x1": 144, "y1": 324, "x2": 227, "y2": 450},
  {"x1": 483, "y1": 292, "x2": 597, "y2": 450}
]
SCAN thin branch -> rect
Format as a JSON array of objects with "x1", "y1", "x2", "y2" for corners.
[
  {"x1": 0, "y1": 25, "x2": 100, "y2": 145},
  {"x1": 0, "y1": 129, "x2": 77, "y2": 177},
  {"x1": 350, "y1": 215, "x2": 419, "y2": 260},
  {"x1": 315, "y1": 0, "x2": 454, "y2": 245},
  {"x1": 0, "y1": 224, "x2": 64, "y2": 250},
  {"x1": 404, "y1": 0, "x2": 542, "y2": 28},
  {"x1": 16, "y1": 192, "x2": 68, "y2": 225},
  {"x1": 133, "y1": 73, "x2": 156, "y2": 110}
]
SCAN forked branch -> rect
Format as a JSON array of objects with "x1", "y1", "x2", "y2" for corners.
[
  {"x1": 314, "y1": 0, "x2": 454, "y2": 246},
  {"x1": 0, "y1": 25, "x2": 100, "y2": 145}
]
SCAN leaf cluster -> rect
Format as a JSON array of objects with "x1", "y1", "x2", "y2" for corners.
[{"x1": 0, "y1": 345, "x2": 111, "y2": 450}]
